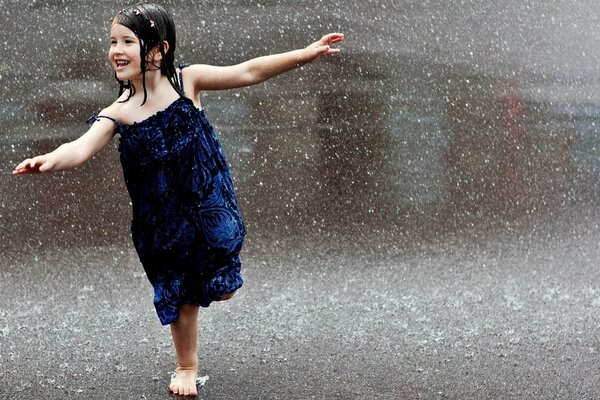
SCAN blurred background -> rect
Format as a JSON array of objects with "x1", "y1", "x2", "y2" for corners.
[{"x1": 1, "y1": 0, "x2": 600, "y2": 249}]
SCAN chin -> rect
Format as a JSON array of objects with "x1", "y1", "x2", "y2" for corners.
[{"x1": 115, "y1": 71, "x2": 135, "y2": 81}]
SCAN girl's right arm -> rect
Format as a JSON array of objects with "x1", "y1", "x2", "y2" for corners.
[{"x1": 13, "y1": 111, "x2": 117, "y2": 175}]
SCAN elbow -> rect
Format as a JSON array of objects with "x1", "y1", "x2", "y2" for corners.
[
  {"x1": 245, "y1": 63, "x2": 265, "y2": 86},
  {"x1": 72, "y1": 146, "x2": 92, "y2": 168}
]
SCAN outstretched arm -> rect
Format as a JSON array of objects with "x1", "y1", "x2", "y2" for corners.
[
  {"x1": 184, "y1": 33, "x2": 344, "y2": 92},
  {"x1": 13, "y1": 116, "x2": 116, "y2": 175}
]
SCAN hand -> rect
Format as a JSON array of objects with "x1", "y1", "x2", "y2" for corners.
[
  {"x1": 305, "y1": 33, "x2": 344, "y2": 62},
  {"x1": 13, "y1": 155, "x2": 54, "y2": 175}
]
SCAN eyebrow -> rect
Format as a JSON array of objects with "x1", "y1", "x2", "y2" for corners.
[{"x1": 109, "y1": 35, "x2": 138, "y2": 40}]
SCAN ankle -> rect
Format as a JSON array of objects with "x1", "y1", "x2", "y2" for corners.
[{"x1": 176, "y1": 362, "x2": 198, "y2": 372}]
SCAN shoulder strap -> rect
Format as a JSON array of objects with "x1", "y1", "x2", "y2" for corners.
[
  {"x1": 87, "y1": 113, "x2": 122, "y2": 130},
  {"x1": 178, "y1": 63, "x2": 190, "y2": 92}
]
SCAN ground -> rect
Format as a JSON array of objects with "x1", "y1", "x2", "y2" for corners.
[{"x1": 1, "y1": 207, "x2": 600, "y2": 399}]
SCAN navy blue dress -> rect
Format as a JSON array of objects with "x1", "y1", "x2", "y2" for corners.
[{"x1": 89, "y1": 88, "x2": 245, "y2": 325}]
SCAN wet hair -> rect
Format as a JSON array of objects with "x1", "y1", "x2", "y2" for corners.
[{"x1": 112, "y1": 2, "x2": 184, "y2": 105}]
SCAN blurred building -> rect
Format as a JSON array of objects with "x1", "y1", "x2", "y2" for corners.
[{"x1": 2, "y1": 0, "x2": 600, "y2": 249}]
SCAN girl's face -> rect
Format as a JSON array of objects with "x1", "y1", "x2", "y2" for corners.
[{"x1": 109, "y1": 23, "x2": 142, "y2": 81}]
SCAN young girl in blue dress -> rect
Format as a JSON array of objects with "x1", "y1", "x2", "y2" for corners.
[{"x1": 13, "y1": 2, "x2": 343, "y2": 397}]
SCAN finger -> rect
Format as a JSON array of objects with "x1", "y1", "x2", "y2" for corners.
[
  {"x1": 13, "y1": 161, "x2": 31, "y2": 173},
  {"x1": 323, "y1": 33, "x2": 344, "y2": 44},
  {"x1": 315, "y1": 45, "x2": 331, "y2": 55},
  {"x1": 329, "y1": 36, "x2": 344, "y2": 45},
  {"x1": 317, "y1": 45, "x2": 341, "y2": 56},
  {"x1": 13, "y1": 157, "x2": 44, "y2": 174},
  {"x1": 13, "y1": 166, "x2": 33, "y2": 175},
  {"x1": 15, "y1": 159, "x2": 31, "y2": 169},
  {"x1": 38, "y1": 161, "x2": 51, "y2": 173}
]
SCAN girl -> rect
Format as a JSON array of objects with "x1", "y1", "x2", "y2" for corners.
[{"x1": 13, "y1": 1, "x2": 343, "y2": 397}]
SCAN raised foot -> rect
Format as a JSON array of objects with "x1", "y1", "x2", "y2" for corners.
[{"x1": 169, "y1": 367, "x2": 198, "y2": 397}]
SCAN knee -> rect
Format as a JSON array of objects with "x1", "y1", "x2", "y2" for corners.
[{"x1": 218, "y1": 291, "x2": 236, "y2": 301}]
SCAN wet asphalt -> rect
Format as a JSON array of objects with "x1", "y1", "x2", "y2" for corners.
[{"x1": 2, "y1": 206, "x2": 600, "y2": 400}]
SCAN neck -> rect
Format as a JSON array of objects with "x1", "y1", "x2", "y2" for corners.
[{"x1": 130, "y1": 67, "x2": 165, "y2": 95}]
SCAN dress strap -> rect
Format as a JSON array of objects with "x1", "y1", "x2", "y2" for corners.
[
  {"x1": 87, "y1": 113, "x2": 123, "y2": 130},
  {"x1": 178, "y1": 63, "x2": 190, "y2": 92}
]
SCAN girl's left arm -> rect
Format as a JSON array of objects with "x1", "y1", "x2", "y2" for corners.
[{"x1": 186, "y1": 33, "x2": 344, "y2": 92}]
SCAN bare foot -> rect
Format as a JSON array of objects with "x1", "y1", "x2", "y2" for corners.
[{"x1": 169, "y1": 367, "x2": 198, "y2": 397}]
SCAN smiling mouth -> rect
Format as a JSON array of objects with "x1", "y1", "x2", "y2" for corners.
[{"x1": 115, "y1": 60, "x2": 130, "y2": 69}]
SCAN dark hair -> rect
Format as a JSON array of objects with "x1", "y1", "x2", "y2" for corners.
[{"x1": 112, "y1": 2, "x2": 184, "y2": 105}]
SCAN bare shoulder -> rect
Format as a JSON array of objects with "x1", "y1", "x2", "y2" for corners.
[
  {"x1": 180, "y1": 63, "x2": 211, "y2": 79},
  {"x1": 98, "y1": 95, "x2": 130, "y2": 122},
  {"x1": 180, "y1": 64, "x2": 208, "y2": 91},
  {"x1": 179, "y1": 64, "x2": 212, "y2": 104}
]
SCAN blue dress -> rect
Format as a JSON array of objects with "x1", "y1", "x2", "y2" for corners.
[{"x1": 89, "y1": 89, "x2": 245, "y2": 325}]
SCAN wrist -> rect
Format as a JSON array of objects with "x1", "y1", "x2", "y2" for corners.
[{"x1": 295, "y1": 48, "x2": 312, "y2": 67}]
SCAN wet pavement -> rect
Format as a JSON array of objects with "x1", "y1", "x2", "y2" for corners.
[{"x1": 2, "y1": 205, "x2": 600, "y2": 400}]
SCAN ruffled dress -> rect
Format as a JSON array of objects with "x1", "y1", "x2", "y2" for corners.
[{"x1": 89, "y1": 92, "x2": 245, "y2": 325}]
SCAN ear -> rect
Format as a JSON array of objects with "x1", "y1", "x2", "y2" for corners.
[{"x1": 151, "y1": 40, "x2": 170, "y2": 62}]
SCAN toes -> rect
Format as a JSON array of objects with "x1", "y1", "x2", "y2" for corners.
[
  {"x1": 169, "y1": 380, "x2": 197, "y2": 396},
  {"x1": 169, "y1": 382, "x2": 181, "y2": 395},
  {"x1": 183, "y1": 384, "x2": 198, "y2": 397}
]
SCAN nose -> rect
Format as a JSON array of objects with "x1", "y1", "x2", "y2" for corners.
[{"x1": 109, "y1": 43, "x2": 124, "y2": 57}]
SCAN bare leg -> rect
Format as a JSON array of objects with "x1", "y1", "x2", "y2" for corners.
[
  {"x1": 218, "y1": 291, "x2": 236, "y2": 301},
  {"x1": 168, "y1": 304, "x2": 199, "y2": 397}
]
